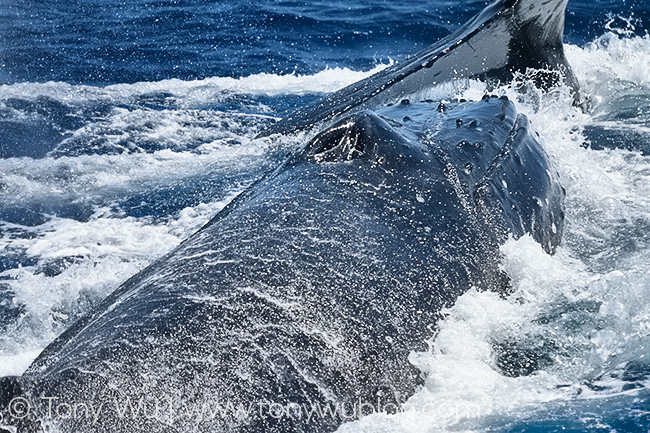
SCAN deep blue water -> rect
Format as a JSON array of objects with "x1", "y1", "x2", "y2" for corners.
[{"x1": 0, "y1": 0, "x2": 648, "y2": 85}]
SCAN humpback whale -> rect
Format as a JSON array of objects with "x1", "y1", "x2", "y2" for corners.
[{"x1": 0, "y1": 0, "x2": 573, "y2": 432}]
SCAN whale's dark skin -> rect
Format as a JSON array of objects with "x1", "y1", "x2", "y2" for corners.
[
  {"x1": 2, "y1": 97, "x2": 564, "y2": 433},
  {"x1": 0, "y1": 0, "x2": 573, "y2": 431}
]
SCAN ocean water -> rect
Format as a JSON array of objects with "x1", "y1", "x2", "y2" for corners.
[{"x1": 1, "y1": 0, "x2": 650, "y2": 431}]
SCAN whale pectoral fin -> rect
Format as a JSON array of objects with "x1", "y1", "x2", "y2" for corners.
[
  {"x1": 260, "y1": 0, "x2": 582, "y2": 137},
  {"x1": 474, "y1": 114, "x2": 565, "y2": 254}
]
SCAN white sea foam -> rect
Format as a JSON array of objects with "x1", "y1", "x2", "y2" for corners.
[
  {"x1": 567, "y1": 32, "x2": 650, "y2": 89},
  {"x1": 0, "y1": 135, "x2": 275, "y2": 207},
  {"x1": 0, "y1": 63, "x2": 391, "y2": 108}
]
